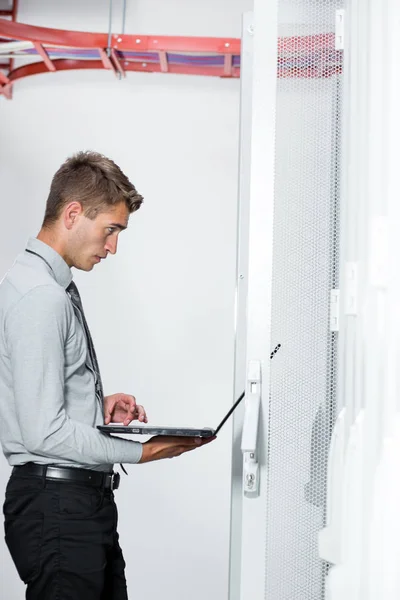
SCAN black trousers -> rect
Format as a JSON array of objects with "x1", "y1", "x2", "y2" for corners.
[{"x1": 3, "y1": 470, "x2": 128, "y2": 600}]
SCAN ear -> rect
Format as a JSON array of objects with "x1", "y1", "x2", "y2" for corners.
[{"x1": 63, "y1": 201, "x2": 84, "y2": 230}]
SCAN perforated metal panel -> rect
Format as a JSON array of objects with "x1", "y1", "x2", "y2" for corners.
[{"x1": 265, "y1": 2, "x2": 343, "y2": 599}]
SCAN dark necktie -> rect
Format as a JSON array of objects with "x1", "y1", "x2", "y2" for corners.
[
  {"x1": 66, "y1": 281, "x2": 104, "y2": 410},
  {"x1": 67, "y1": 281, "x2": 127, "y2": 475}
]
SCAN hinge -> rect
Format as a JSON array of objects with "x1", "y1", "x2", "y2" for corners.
[
  {"x1": 330, "y1": 289, "x2": 340, "y2": 332},
  {"x1": 335, "y1": 9, "x2": 345, "y2": 50}
]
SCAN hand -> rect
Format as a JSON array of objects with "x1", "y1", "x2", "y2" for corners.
[
  {"x1": 139, "y1": 435, "x2": 216, "y2": 463},
  {"x1": 104, "y1": 393, "x2": 148, "y2": 426}
]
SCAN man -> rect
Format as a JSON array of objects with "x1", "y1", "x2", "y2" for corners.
[{"x1": 0, "y1": 151, "x2": 213, "y2": 600}]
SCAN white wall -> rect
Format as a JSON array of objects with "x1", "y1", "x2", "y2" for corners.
[{"x1": 0, "y1": 1, "x2": 252, "y2": 598}]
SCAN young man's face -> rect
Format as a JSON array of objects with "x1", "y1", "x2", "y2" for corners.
[{"x1": 70, "y1": 202, "x2": 130, "y2": 271}]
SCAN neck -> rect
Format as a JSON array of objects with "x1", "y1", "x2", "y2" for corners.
[{"x1": 37, "y1": 227, "x2": 72, "y2": 267}]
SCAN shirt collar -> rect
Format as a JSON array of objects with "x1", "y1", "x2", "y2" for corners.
[{"x1": 25, "y1": 237, "x2": 73, "y2": 289}]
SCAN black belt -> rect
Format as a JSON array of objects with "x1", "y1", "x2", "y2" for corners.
[{"x1": 12, "y1": 463, "x2": 120, "y2": 490}]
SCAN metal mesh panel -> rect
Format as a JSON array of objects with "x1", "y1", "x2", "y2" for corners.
[{"x1": 265, "y1": 2, "x2": 342, "y2": 599}]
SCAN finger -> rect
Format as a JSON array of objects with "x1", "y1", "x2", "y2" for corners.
[
  {"x1": 199, "y1": 436, "x2": 216, "y2": 445},
  {"x1": 179, "y1": 437, "x2": 215, "y2": 453},
  {"x1": 136, "y1": 405, "x2": 147, "y2": 423},
  {"x1": 165, "y1": 438, "x2": 200, "y2": 458},
  {"x1": 126, "y1": 396, "x2": 137, "y2": 413},
  {"x1": 122, "y1": 407, "x2": 136, "y2": 426},
  {"x1": 120, "y1": 399, "x2": 137, "y2": 425},
  {"x1": 180, "y1": 438, "x2": 203, "y2": 451},
  {"x1": 178, "y1": 437, "x2": 202, "y2": 446},
  {"x1": 104, "y1": 399, "x2": 117, "y2": 424}
]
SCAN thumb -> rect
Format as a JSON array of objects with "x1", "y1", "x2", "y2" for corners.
[{"x1": 183, "y1": 437, "x2": 202, "y2": 446}]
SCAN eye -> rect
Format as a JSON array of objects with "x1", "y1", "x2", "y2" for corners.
[{"x1": 107, "y1": 227, "x2": 116, "y2": 234}]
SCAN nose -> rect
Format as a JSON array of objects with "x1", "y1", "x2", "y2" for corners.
[{"x1": 105, "y1": 235, "x2": 118, "y2": 255}]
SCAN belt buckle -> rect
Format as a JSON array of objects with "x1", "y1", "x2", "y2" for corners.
[{"x1": 111, "y1": 472, "x2": 120, "y2": 490}]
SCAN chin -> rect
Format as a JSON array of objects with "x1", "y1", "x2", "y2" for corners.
[{"x1": 74, "y1": 262, "x2": 94, "y2": 272}]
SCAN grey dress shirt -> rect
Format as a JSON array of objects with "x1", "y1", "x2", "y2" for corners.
[{"x1": 0, "y1": 237, "x2": 143, "y2": 471}]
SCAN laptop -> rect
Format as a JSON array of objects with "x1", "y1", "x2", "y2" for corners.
[
  {"x1": 97, "y1": 390, "x2": 245, "y2": 439},
  {"x1": 97, "y1": 344, "x2": 281, "y2": 439}
]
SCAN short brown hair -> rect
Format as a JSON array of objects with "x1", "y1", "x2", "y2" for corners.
[{"x1": 43, "y1": 151, "x2": 143, "y2": 226}]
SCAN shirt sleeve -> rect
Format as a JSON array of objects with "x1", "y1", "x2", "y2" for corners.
[{"x1": 5, "y1": 284, "x2": 143, "y2": 465}]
